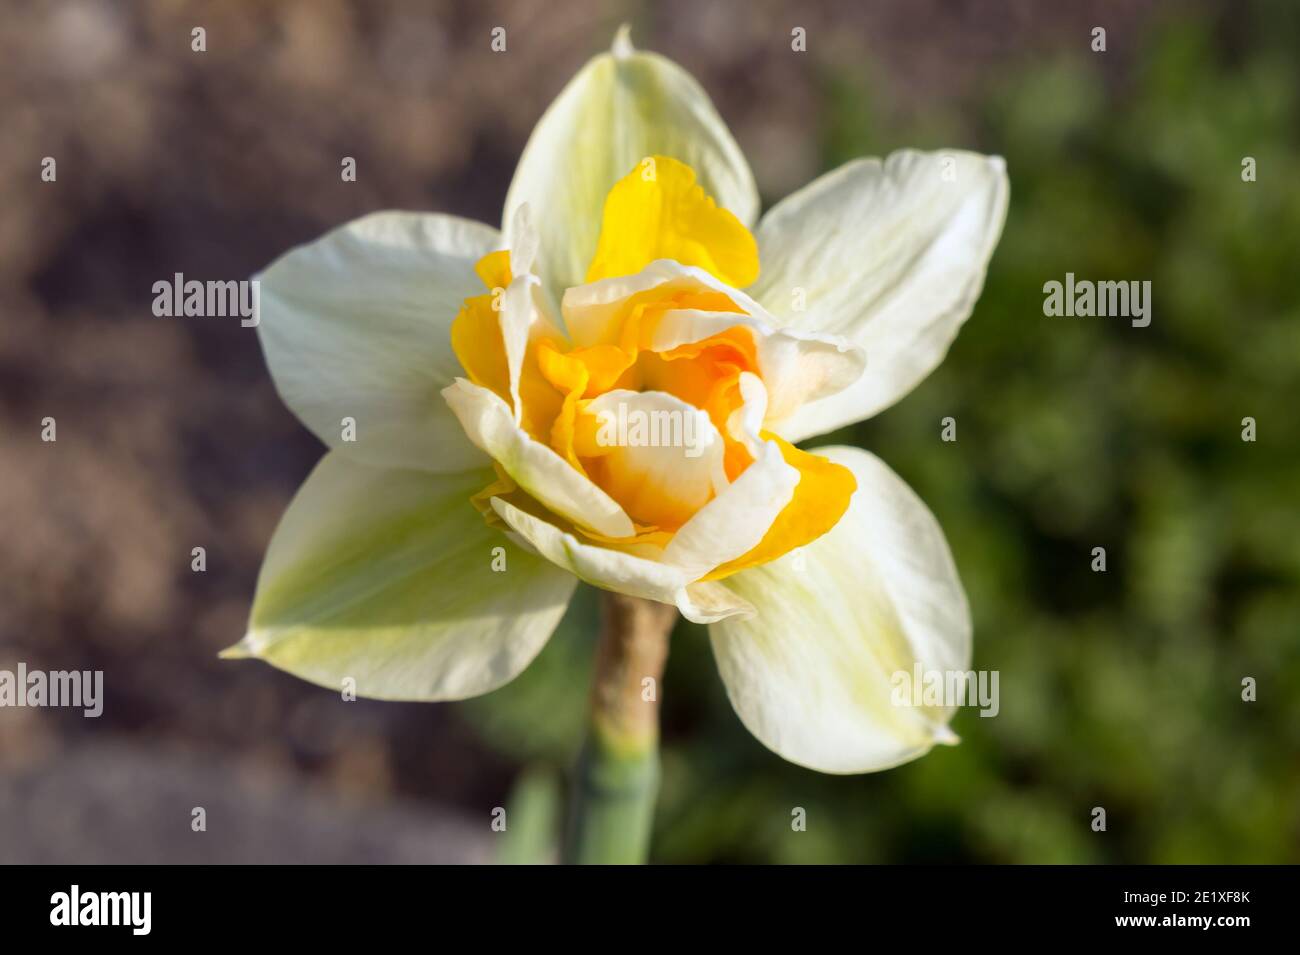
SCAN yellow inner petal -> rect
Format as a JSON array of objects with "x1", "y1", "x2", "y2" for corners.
[
  {"x1": 536, "y1": 340, "x2": 635, "y2": 473},
  {"x1": 585, "y1": 155, "x2": 760, "y2": 288},
  {"x1": 450, "y1": 253, "x2": 562, "y2": 442},
  {"x1": 474, "y1": 248, "x2": 513, "y2": 291},
  {"x1": 702, "y1": 433, "x2": 858, "y2": 581},
  {"x1": 449, "y1": 290, "x2": 510, "y2": 402}
]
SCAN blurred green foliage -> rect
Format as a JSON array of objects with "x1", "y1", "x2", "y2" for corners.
[{"x1": 462, "y1": 3, "x2": 1300, "y2": 863}]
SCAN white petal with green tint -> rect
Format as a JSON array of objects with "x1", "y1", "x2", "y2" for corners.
[
  {"x1": 751, "y1": 150, "x2": 1010, "y2": 442},
  {"x1": 257, "y1": 211, "x2": 501, "y2": 472},
  {"x1": 226, "y1": 452, "x2": 577, "y2": 701},
  {"x1": 504, "y1": 28, "x2": 758, "y2": 297},
  {"x1": 707, "y1": 446, "x2": 971, "y2": 773}
]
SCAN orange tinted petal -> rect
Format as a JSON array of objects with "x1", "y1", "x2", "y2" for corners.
[
  {"x1": 703, "y1": 433, "x2": 857, "y2": 580},
  {"x1": 536, "y1": 341, "x2": 639, "y2": 471},
  {"x1": 638, "y1": 325, "x2": 759, "y2": 479},
  {"x1": 516, "y1": 339, "x2": 565, "y2": 442}
]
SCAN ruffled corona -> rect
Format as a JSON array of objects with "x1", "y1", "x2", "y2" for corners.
[{"x1": 445, "y1": 156, "x2": 864, "y2": 588}]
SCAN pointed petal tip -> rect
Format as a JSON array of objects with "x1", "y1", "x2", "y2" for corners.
[
  {"x1": 612, "y1": 23, "x2": 635, "y2": 59},
  {"x1": 441, "y1": 376, "x2": 471, "y2": 400},
  {"x1": 933, "y1": 723, "x2": 961, "y2": 746},
  {"x1": 218, "y1": 636, "x2": 255, "y2": 660}
]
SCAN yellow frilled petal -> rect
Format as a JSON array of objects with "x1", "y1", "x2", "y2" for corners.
[
  {"x1": 586, "y1": 155, "x2": 760, "y2": 287},
  {"x1": 474, "y1": 248, "x2": 513, "y2": 290},
  {"x1": 469, "y1": 463, "x2": 518, "y2": 522},
  {"x1": 450, "y1": 292, "x2": 511, "y2": 403},
  {"x1": 703, "y1": 433, "x2": 857, "y2": 580},
  {"x1": 452, "y1": 250, "x2": 514, "y2": 404},
  {"x1": 536, "y1": 339, "x2": 638, "y2": 471},
  {"x1": 451, "y1": 251, "x2": 563, "y2": 442}
]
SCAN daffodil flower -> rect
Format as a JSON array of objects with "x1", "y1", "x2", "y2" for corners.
[{"x1": 226, "y1": 28, "x2": 1008, "y2": 776}]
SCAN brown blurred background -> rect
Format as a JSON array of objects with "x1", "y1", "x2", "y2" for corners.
[{"x1": 8, "y1": 0, "x2": 1296, "y2": 864}]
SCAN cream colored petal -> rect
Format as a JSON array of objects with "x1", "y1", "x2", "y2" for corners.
[
  {"x1": 490, "y1": 497, "x2": 751, "y2": 625},
  {"x1": 496, "y1": 207, "x2": 568, "y2": 424},
  {"x1": 225, "y1": 453, "x2": 576, "y2": 701},
  {"x1": 650, "y1": 308, "x2": 864, "y2": 424},
  {"x1": 257, "y1": 211, "x2": 500, "y2": 472},
  {"x1": 498, "y1": 273, "x2": 566, "y2": 425},
  {"x1": 662, "y1": 437, "x2": 800, "y2": 579},
  {"x1": 562, "y1": 259, "x2": 762, "y2": 347},
  {"x1": 581, "y1": 389, "x2": 728, "y2": 527},
  {"x1": 751, "y1": 150, "x2": 1009, "y2": 441},
  {"x1": 708, "y1": 445, "x2": 972, "y2": 773},
  {"x1": 505, "y1": 31, "x2": 758, "y2": 297},
  {"x1": 726, "y1": 370, "x2": 767, "y2": 457},
  {"x1": 506, "y1": 202, "x2": 541, "y2": 279},
  {"x1": 442, "y1": 378, "x2": 634, "y2": 538},
  {"x1": 562, "y1": 260, "x2": 863, "y2": 424}
]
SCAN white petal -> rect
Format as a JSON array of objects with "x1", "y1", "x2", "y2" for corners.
[
  {"x1": 495, "y1": 207, "x2": 568, "y2": 425},
  {"x1": 581, "y1": 389, "x2": 728, "y2": 527},
  {"x1": 685, "y1": 580, "x2": 756, "y2": 621},
  {"x1": 662, "y1": 437, "x2": 799, "y2": 579},
  {"x1": 650, "y1": 308, "x2": 864, "y2": 423},
  {"x1": 499, "y1": 273, "x2": 566, "y2": 425},
  {"x1": 563, "y1": 260, "x2": 864, "y2": 423},
  {"x1": 707, "y1": 446, "x2": 972, "y2": 773},
  {"x1": 442, "y1": 378, "x2": 634, "y2": 539},
  {"x1": 226, "y1": 453, "x2": 576, "y2": 701},
  {"x1": 751, "y1": 150, "x2": 1009, "y2": 441},
  {"x1": 490, "y1": 497, "x2": 751, "y2": 624},
  {"x1": 726, "y1": 370, "x2": 767, "y2": 456},
  {"x1": 256, "y1": 211, "x2": 501, "y2": 472},
  {"x1": 498, "y1": 275, "x2": 533, "y2": 425},
  {"x1": 562, "y1": 259, "x2": 763, "y2": 347},
  {"x1": 507, "y1": 202, "x2": 540, "y2": 279},
  {"x1": 505, "y1": 38, "x2": 758, "y2": 297}
]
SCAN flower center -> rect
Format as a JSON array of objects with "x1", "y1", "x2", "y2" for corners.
[{"x1": 450, "y1": 156, "x2": 856, "y2": 576}]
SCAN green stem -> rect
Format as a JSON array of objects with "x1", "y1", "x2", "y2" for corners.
[{"x1": 564, "y1": 592, "x2": 676, "y2": 864}]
